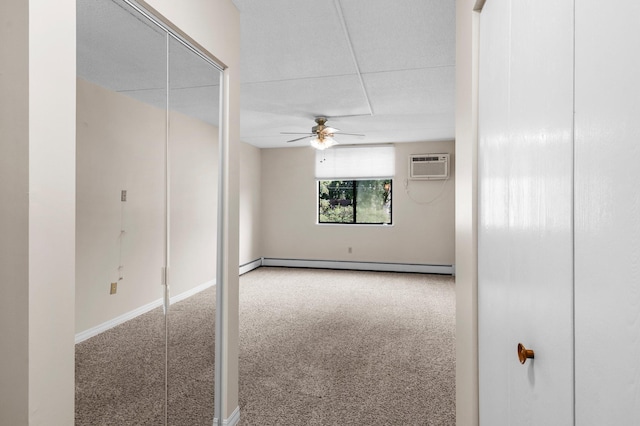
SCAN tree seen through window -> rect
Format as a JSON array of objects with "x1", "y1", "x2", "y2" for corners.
[{"x1": 318, "y1": 180, "x2": 391, "y2": 224}]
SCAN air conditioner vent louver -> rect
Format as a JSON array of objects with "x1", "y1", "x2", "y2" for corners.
[{"x1": 409, "y1": 153, "x2": 449, "y2": 180}]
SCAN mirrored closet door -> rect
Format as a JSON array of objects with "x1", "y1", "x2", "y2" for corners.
[
  {"x1": 75, "y1": 1, "x2": 223, "y2": 424},
  {"x1": 167, "y1": 36, "x2": 222, "y2": 424}
]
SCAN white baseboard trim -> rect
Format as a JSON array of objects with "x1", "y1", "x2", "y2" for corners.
[
  {"x1": 214, "y1": 406, "x2": 240, "y2": 426},
  {"x1": 169, "y1": 280, "x2": 215, "y2": 305},
  {"x1": 75, "y1": 279, "x2": 215, "y2": 344},
  {"x1": 75, "y1": 297, "x2": 162, "y2": 344},
  {"x1": 261, "y1": 258, "x2": 454, "y2": 275},
  {"x1": 239, "y1": 258, "x2": 262, "y2": 275}
]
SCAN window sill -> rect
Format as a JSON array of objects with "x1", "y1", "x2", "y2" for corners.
[{"x1": 315, "y1": 222, "x2": 394, "y2": 227}]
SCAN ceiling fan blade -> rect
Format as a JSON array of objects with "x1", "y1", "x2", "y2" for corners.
[
  {"x1": 324, "y1": 113, "x2": 372, "y2": 119},
  {"x1": 286, "y1": 135, "x2": 312, "y2": 143},
  {"x1": 336, "y1": 132, "x2": 365, "y2": 137},
  {"x1": 321, "y1": 126, "x2": 340, "y2": 134},
  {"x1": 281, "y1": 132, "x2": 314, "y2": 135}
]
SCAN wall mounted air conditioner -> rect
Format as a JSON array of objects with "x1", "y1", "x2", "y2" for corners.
[{"x1": 409, "y1": 153, "x2": 449, "y2": 180}]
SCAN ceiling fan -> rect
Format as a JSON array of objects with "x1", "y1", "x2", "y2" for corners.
[{"x1": 281, "y1": 117, "x2": 364, "y2": 150}]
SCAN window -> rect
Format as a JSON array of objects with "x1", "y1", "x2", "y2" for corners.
[
  {"x1": 318, "y1": 179, "x2": 392, "y2": 224},
  {"x1": 315, "y1": 145, "x2": 394, "y2": 225}
]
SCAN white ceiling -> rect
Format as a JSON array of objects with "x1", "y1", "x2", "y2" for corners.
[
  {"x1": 77, "y1": 0, "x2": 455, "y2": 149},
  {"x1": 234, "y1": 0, "x2": 456, "y2": 148}
]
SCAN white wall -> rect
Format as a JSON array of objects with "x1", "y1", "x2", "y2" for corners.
[
  {"x1": 76, "y1": 79, "x2": 165, "y2": 332},
  {"x1": 76, "y1": 78, "x2": 218, "y2": 334},
  {"x1": 239, "y1": 142, "x2": 262, "y2": 266},
  {"x1": 260, "y1": 141, "x2": 455, "y2": 266},
  {"x1": 0, "y1": 0, "x2": 76, "y2": 424},
  {"x1": 169, "y1": 100, "x2": 218, "y2": 298},
  {"x1": 0, "y1": 1, "x2": 29, "y2": 423},
  {"x1": 0, "y1": 0, "x2": 239, "y2": 422}
]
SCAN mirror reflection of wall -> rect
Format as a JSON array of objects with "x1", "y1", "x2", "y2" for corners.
[
  {"x1": 75, "y1": 1, "x2": 222, "y2": 424},
  {"x1": 167, "y1": 35, "x2": 221, "y2": 425}
]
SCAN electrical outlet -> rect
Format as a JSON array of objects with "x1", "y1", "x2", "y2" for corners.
[
  {"x1": 121, "y1": 190, "x2": 127, "y2": 202},
  {"x1": 348, "y1": 247, "x2": 352, "y2": 254},
  {"x1": 110, "y1": 282, "x2": 117, "y2": 295}
]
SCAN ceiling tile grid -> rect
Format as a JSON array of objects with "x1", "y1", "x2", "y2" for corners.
[
  {"x1": 78, "y1": 0, "x2": 457, "y2": 149},
  {"x1": 234, "y1": 0, "x2": 456, "y2": 148}
]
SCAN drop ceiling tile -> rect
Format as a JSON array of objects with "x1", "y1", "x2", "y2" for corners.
[
  {"x1": 242, "y1": 112, "x2": 454, "y2": 148},
  {"x1": 169, "y1": 86, "x2": 221, "y2": 127},
  {"x1": 339, "y1": 0, "x2": 456, "y2": 73},
  {"x1": 364, "y1": 67, "x2": 455, "y2": 116},
  {"x1": 237, "y1": 0, "x2": 357, "y2": 82},
  {"x1": 77, "y1": 0, "x2": 167, "y2": 92},
  {"x1": 329, "y1": 113, "x2": 454, "y2": 144},
  {"x1": 241, "y1": 74, "x2": 371, "y2": 119}
]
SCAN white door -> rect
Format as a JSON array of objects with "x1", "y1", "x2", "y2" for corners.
[
  {"x1": 478, "y1": 0, "x2": 574, "y2": 424},
  {"x1": 574, "y1": 1, "x2": 640, "y2": 423}
]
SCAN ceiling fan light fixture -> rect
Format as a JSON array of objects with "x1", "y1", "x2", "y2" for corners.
[
  {"x1": 283, "y1": 117, "x2": 362, "y2": 148},
  {"x1": 310, "y1": 135, "x2": 337, "y2": 150}
]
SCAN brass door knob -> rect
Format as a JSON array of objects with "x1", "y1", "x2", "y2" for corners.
[{"x1": 517, "y1": 343, "x2": 534, "y2": 364}]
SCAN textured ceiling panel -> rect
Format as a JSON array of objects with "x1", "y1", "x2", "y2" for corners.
[
  {"x1": 241, "y1": 74, "x2": 370, "y2": 121},
  {"x1": 233, "y1": 0, "x2": 456, "y2": 147},
  {"x1": 242, "y1": 111, "x2": 454, "y2": 148},
  {"x1": 169, "y1": 86, "x2": 221, "y2": 127},
  {"x1": 235, "y1": 0, "x2": 358, "y2": 83},
  {"x1": 77, "y1": 0, "x2": 167, "y2": 92},
  {"x1": 364, "y1": 67, "x2": 455, "y2": 115},
  {"x1": 325, "y1": 113, "x2": 454, "y2": 144},
  {"x1": 79, "y1": 0, "x2": 457, "y2": 148},
  {"x1": 367, "y1": 114, "x2": 455, "y2": 143},
  {"x1": 339, "y1": 0, "x2": 456, "y2": 73}
]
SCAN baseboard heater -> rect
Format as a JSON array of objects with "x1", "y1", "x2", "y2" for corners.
[
  {"x1": 260, "y1": 258, "x2": 454, "y2": 275},
  {"x1": 240, "y1": 258, "x2": 263, "y2": 275}
]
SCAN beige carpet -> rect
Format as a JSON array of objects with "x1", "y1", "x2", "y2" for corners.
[{"x1": 76, "y1": 267, "x2": 455, "y2": 425}]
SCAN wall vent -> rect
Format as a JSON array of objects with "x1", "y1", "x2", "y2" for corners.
[{"x1": 409, "y1": 154, "x2": 449, "y2": 180}]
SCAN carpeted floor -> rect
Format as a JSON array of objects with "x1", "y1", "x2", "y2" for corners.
[{"x1": 76, "y1": 267, "x2": 455, "y2": 425}]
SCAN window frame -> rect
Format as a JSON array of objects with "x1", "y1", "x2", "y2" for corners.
[{"x1": 317, "y1": 179, "x2": 393, "y2": 226}]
